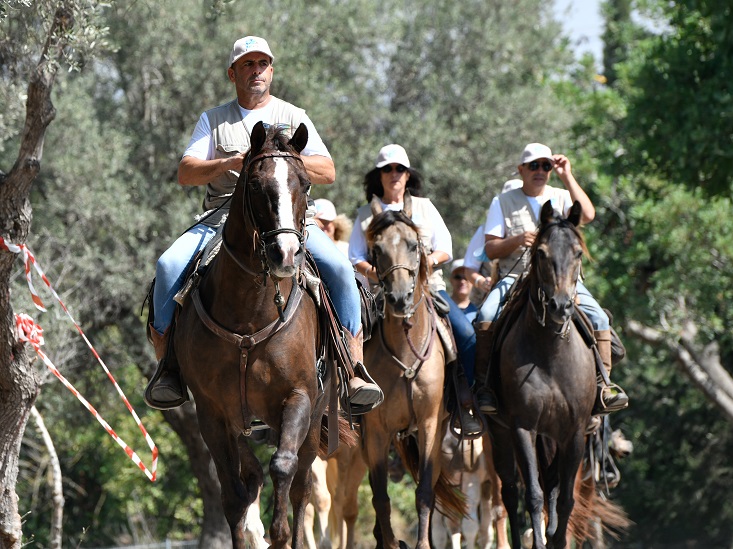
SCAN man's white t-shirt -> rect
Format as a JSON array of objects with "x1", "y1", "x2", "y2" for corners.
[{"x1": 183, "y1": 99, "x2": 331, "y2": 161}]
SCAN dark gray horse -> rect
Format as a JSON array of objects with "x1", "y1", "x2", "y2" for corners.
[{"x1": 489, "y1": 201, "x2": 596, "y2": 549}]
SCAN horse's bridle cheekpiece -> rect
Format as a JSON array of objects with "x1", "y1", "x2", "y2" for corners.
[{"x1": 240, "y1": 148, "x2": 307, "y2": 321}]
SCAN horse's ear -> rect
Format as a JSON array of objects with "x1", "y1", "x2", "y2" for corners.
[
  {"x1": 540, "y1": 200, "x2": 555, "y2": 226},
  {"x1": 370, "y1": 196, "x2": 383, "y2": 216},
  {"x1": 403, "y1": 190, "x2": 413, "y2": 218},
  {"x1": 567, "y1": 201, "x2": 582, "y2": 227},
  {"x1": 289, "y1": 123, "x2": 309, "y2": 154},
  {"x1": 250, "y1": 121, "x2": 267, "y2": 155}
]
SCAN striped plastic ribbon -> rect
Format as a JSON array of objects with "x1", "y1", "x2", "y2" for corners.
[{"x1": 2, "y1": 236, "x2": 157, "y2": 481}]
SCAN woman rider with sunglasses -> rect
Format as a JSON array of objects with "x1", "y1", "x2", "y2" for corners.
[
  {"x1": 348, "y1": 144, "x2": 484, "y2": 437},
  {"x1": 473, "y1": 142, "x2": 628, "y2": 418}
]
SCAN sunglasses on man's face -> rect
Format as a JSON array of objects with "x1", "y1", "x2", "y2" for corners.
[
  {"x1": 452, "y1": 274, "x2": 466, "y2": 281},
  {"x1": 526, "y1": 160, "x2": 553, "y2": 172},
  {"x1": 381, "y1": 164, "x2": 408, "y2": 174}
]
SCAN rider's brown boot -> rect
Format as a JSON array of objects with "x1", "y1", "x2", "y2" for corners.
[
  {"x1": 144, "y1": 325, "x2": 188, "y2": 410},
  {"x1": 344, "y1": 327, "x2": 384, "y2": 415},
  {"x1": 593, "y1": 329, "x2": 629, "y2": 414},
  {"x1": 473, "y1": 321, "x2": 498, "y2": 414}
]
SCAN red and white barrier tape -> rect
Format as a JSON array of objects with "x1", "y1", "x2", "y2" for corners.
[{"x1": 2, "y1": 236, "x2": 157, "y2": 481}]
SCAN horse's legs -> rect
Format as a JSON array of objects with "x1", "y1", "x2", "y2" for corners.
[
  {"x1": 364, "y1": 428, "x2": 399, "y2": 548},
  {"x1": 429, "y1": 510, "x2": 448, "y2": 548},
  {"x1": 512, "y1": 427, "x2": 546, "y2": 549},
  {"x1": 548, "y1": 431, "x2": 586, "y2": 549},
  {"x1": 305, "y1": 501, "x2": 317, "y2": 549},
  {"x1": 490, "y1": 422, "x2": 522, "y2": 549},
  {"x1": 338, "y1": 446, "x2": 366, "y2": 549},
  {"x1": 414, "y1": 415, "x2": 443, "y2": 549},
  {"x1": 198, "y1": 414, "x2": 262, "y2": 549},
  {"x1": 307, "y1": 456, "x2": 332, "y2": 548},
  {"x1": 539, "y1": 437, "x2": 560, "y2": 539},
  {"x1": 461, "y1": 464, "x2": 482, "y2": 548},
  {"x1": 269, "y1": 392, "x2": 315, "y2": 549},
  {"x1": 291, "y1": 444, "x2": 318, "y2": 549}
]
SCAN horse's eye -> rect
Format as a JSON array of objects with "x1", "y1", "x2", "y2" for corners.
[
  {"x1": 537, "y1": 248, "x2": 547, "y2": 260},
  {"x1": 575, "y1": 250, "x2": 583, "y2": 260},
  {"x1": 408, "y1": 241, "x2": 418, "y2": 253}
]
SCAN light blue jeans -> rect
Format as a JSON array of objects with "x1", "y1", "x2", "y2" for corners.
[
  {"x1": 476, "y1": 275, "x2": 609, "y2": 330},
  {"x1": 152, "y1": 222, "x2": 361, "y2": 336}
]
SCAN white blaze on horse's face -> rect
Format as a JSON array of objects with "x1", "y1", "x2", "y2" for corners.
[{"x1": 269, "y1": 157, "x2": 301, "y2": 275}]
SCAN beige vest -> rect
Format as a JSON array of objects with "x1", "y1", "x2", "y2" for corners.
[
  {"x1": 496, "y1": 186, "x2": 571, "y2": 278},
  {"x1": 200, "y1": 97, "x2": 305, "y2": 227},
  {"x1": 356, "y1": 197, "x2": 446, "y2": 292}
]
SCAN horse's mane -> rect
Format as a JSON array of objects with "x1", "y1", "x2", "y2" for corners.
[
  {"x1": 265, "y1": 124, "x2": 299, "y2": 152},
  {"x1": 365, "y1": 209, "x2": 430, "y2": 289}
]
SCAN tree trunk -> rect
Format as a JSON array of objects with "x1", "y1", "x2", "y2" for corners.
[
  {"x1": 162, "y1": 405, "x2": 232, "y2": 548},
  {"x1": 0, "y1": 6, "x2": 73, "y2": 548}
]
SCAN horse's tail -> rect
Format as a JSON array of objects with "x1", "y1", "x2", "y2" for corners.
[
  {"x1": 318, "y1": 413, "x2": 357, "y2": 458},
  {"x1": 394, "y1": 434, "x2": 467, "y2": 523},
  {"x1": 568, "y1": 466, "x2": 633, "y2": 544}
]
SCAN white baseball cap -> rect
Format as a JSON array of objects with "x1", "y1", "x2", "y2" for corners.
[
  {"x1": 229, "y1": 36, "x2": 274, "y2": 67},
  {"x1": 519, "y1": 143, "x2": 553, "y2": 165},
  {"x1": 450, "y1": 258, "x2": 465, "y2": 274},
  {"x1": 375, "y1": 144, "x2": 411, "y2": 169},
  {"x1": 314, "y1": 198, "x2": 337, "y2": 222}
]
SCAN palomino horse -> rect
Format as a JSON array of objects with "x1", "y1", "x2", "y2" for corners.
[
  {"x1": 432, "y1": 429, "x2": 510, "y2": 549},
  {"x1": 172, "y1": 122, "x2": 333, "y2": 548},
  {"x1": 360, "y1": 192, "x2": 464, "y2": 549},
  {"x1": 488, "y1": 201, "x2": 598, "y2": 549}
]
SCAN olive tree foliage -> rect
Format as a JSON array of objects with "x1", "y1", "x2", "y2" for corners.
[
  {"x1": 557, "y1": 1, "x2": 733, "y2": 544},
  {"x1": 621, "y1": 0, "x2": 733, "y2": 196},
  {"x1": 344, "y1": 0, "x2": 577, "y2": 254}
]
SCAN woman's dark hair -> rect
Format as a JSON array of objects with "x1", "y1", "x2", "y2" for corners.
[{"x1": 362, "y1": 167, "x2": 423, "y2": 202}]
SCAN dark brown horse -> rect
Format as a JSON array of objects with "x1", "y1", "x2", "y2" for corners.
[
  {"x1": 358, "y1": 192, "x2": 464, "y2": 549},
  {"x1": 172, "y1": 121, "x2": 331, "y2": 548},
  {"x1": 488, "y1": 201, "x2": 597, "y2": 549}
]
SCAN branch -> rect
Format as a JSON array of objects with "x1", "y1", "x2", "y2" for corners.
[
  {"x1": 626, "y1": 320, "x2": 733, "y2": 425},
  {"x1": 30, "y1": 406, "x2": 63, "y2": 549},
  {"x1": 5, "y1": 6, "x2": 74, "y2": 198}
]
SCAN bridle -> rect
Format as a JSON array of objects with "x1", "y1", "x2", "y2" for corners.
[
  {"x1": 372, "y1": 237, "x2": 424, "y2": 321},
  {"x1": 527, "y1": 223, "x2": 580, "y2": 339},
  {"x1": 227, "y1": 148, "x2": 308, "y2": 320}
]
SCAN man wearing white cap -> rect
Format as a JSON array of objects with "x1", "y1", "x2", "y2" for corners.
[
  {"x1": 145, "y1": 36, "x2": 382, "y2": 412},
  {"x1": 474, "y1": 143, "x2": 627, "y2": 416}
]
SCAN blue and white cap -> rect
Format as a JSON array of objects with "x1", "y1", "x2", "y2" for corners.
[{"x1": 229, "y1": 36, "x2": 274, "y2": 67}]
